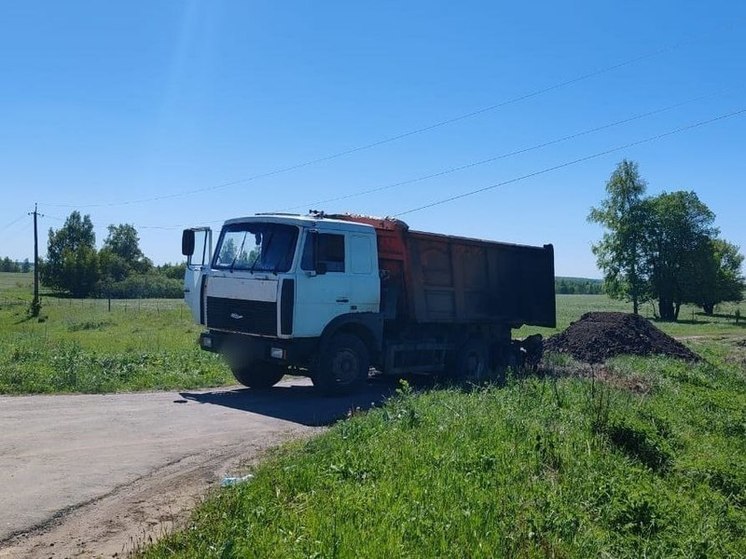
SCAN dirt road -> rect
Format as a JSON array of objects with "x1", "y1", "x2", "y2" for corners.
[{"x1": 0, "y1": 379, "x2": 392, "y2": 558}]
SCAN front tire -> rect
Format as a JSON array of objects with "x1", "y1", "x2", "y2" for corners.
[
  {"x1": 231, "y1": 361, "x2": 285, "y2": 389},
  {"x1": 312, "y1": 333, "x2": 369, "y2": 396}
]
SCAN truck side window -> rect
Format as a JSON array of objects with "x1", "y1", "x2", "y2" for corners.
[
  {"x1": 301, "y1": 233, "x2": 345, "y2": 272},
  {"x1": 350, "y1": 235, "x2": 372, "y2": 274}
]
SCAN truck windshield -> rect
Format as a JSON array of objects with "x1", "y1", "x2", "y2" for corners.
[{"x1": 213, "y1": 223, "x2": 298, "y2": 273}]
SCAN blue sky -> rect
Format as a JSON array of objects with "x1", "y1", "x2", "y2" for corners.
[{"x1": 1, "y1": 1, "x2": 744, "y2": 277}]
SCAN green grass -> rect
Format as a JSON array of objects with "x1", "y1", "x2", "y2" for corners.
[
  {"x1": 0, "y1": 271, "x2": 33, "y2": 296},
  {"x1": 516, "y1": 294, "x2": 744, "y2": 338},
  {"x1": 0, "y1": 273, "x2": 232, "y2": 394},
  {"x1": 139, "y1": 339, "x2": 746, "y2": 558}
]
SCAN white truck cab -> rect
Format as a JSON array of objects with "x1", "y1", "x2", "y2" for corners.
[{"x1": 182, "y1": 213, "x2": 382, "y2": 394}]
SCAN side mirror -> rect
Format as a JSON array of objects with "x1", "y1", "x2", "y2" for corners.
[{"x1": 182, "y1": 230, "x2": 195, "y2": 256}]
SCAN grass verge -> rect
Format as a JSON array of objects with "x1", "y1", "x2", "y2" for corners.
[
  {"x1": 138, "y1": 339, "x2": 746, "y2": 558},
  {"x1": 0, "y1": 281, "x2": 232, "y2": 394}
]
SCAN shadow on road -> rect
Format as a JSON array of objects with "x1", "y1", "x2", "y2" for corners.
[{"x1": 179, "y1": 377, "x2": 399, "y2": 426}]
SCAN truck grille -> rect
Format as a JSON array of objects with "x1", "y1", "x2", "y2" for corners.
[{"x1": 206, "y1": 297, "x2": 277, "y2": 336}]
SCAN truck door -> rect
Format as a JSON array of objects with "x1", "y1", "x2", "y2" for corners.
[
  {"x1": 293, "y1": 229, "x2": 351, "y2": 337},
  {"x1": 183, "y1": 227, "x2": 212, "y2": 324}
]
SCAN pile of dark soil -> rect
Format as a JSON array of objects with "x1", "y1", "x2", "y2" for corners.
[{"x1": 544, "y1": 312, "x2": 700, "y2": 364}]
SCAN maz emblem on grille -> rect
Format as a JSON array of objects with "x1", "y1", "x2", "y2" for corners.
[{"x1": 230, "y1": 313, "x2": 244, "y2": 320}]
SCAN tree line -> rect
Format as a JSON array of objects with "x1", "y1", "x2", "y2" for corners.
[
  {"x1": 555, "y1": 277, "x2": 604, "y2": 295},
  {"x1": 590, "y1": 160, "x2": 744, "y2": 321},
  {"x1": 40, "y1": 211, "x2": 185, "y2": 298},
  {"x1": 0, "y1": 257, "x2": 32, "y2": 273}
]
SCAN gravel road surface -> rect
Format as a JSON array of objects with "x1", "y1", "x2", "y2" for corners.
[{"x1": 0, "y1": 378, "x2": 392, "y2": 558}]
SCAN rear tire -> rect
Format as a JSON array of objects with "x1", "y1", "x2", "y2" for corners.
[
  {"x1": 312, "y1": 333, "x2": 369, "y2": 396},
  {"x1": 453, "y1": 338, "x2": 490, "y2": 384},
  {"x1": 231, "y1": 361, "x2": 285, "y2": 389}
]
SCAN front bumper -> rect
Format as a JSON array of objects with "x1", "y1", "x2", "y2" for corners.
[{"x1": 198, "y1": 330, "x2": 317, "y2": 366}]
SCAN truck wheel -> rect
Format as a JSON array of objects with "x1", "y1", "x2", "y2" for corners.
[
  {"x1": 232, "y1": 361, "x2": 285, "y2": 389},
  {"x1": 313, "y1": 333, "x2": 369, "y2": 396},
  {"x1": 489, "y1": 341, "x2": 518, "y2": 385},
  {"x1": 455, "y1": 338, "x2": 490, "y2": 383}
]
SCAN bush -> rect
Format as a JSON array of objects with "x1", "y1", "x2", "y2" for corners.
[
  {"x1": 157, "y1": 262, "x2": 186, "y2": 280},
  {"x1": 96, "y1": 274, "x2": 183, "y2": 299}
]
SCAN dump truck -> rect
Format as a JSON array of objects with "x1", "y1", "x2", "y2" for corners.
[{"x1": 182, "y1": 211, "x2": 555, "y2": 394}]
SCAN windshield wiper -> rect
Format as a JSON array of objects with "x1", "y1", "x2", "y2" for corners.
[
  {"x1": 230, "y1": 232, "x2": 248, "y2": 273},
  {"x1": 250, "y1": 231, "x2": 275, "y2": 274}
]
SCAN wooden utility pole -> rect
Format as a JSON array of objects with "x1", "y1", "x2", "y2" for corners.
[{"x1": 28, "y1": 203, "x2": 42, "y2": 316}]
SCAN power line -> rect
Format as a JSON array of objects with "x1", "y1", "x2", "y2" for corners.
[
  {"x1": 394, "y1": 108, "x2": 746, "y2": 217},
  {"x1": 119, "y1": 102, "x2": 746, "y2": 230},
  {"x1": 4, "y1": 221, "x2": 33, "y2": 239},
  {"x1": 0, "y1": 214, "x2": 27, "y2": 233},
  {"x1": 279, "y1": 93, "x2": 718, "y2": 211},
  {"x1": 43, "y1": 214, "x2": 66, "y2": 222},
  {"x1": 38, "y1": 41, "x2": 687, "y2": 210},
  {"x1": 126, "y1": 102, "x2": 741, "y2": 231}
]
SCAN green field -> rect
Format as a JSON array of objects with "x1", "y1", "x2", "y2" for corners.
[
  {"x1": 1, "y1": 272, "x2": 742, "y2": 394},
  {"x1": 0, "y1": 273, "x2": 232, "y2": 394},
  {"x1": 516, "y1": 293, "x2": 743, "y2": 339}
]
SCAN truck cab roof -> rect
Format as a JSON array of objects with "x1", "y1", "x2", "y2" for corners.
[{"x1": 223, "y1": 213, "x2": 385, "y2": 235}]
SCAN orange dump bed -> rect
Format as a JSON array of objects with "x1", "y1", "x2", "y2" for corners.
[{"x1": 332, "y1": 214, "x2": 556, "y2": 328}]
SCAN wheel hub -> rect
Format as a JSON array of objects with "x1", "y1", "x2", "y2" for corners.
[{"x1": 332, "y1": 349, "x2": 358, "y2": 383}]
